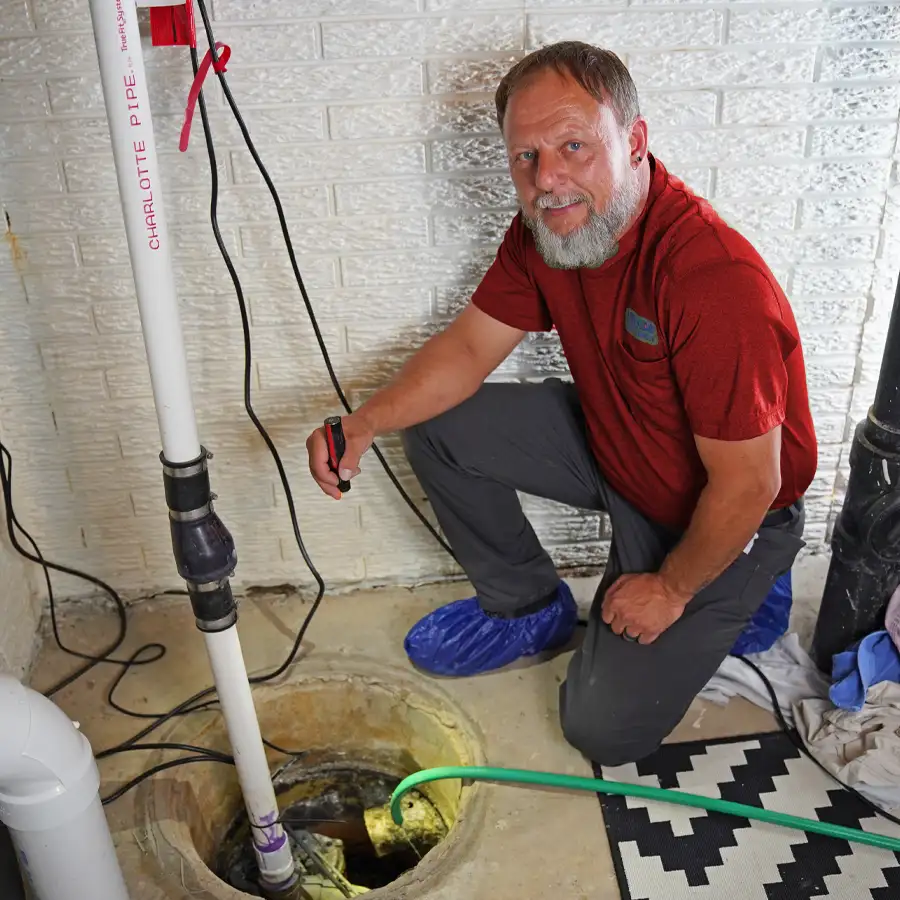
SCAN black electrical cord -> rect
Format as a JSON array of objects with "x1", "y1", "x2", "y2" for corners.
[
  {"x1": 93, "y1": 35, "x2": 344, "y2": 792},
  {"x1": 100, "y1": 755, "x2": 235, "y2": 807},
  {"x1": 0, "y1": 440, "x2": 263, "y2": 791},
  {"x1": 96, "y1": 27, "x2": 334, "y2": 746},
  {"x1": 97, "y1": 0, "x2": 466, "y2": 763},
  {"x1": 192, "y1": 0, "x2": 456, "y2": 563},
  {"x1": 2, "y1": 1, "x2": 459, "y2": 806},
  {"x1": 5, "y1": 0, "x2": 456, "y2": 782},
  {"x1": 734, "y1": 654, "x2": 900, "y2": 828},
  {"x1": 95, "y1": 742, "x2": 233, "y2": 763},
  {"x1": 0, "y1": 440, "x2": 170, "y2": 697},
  {"x1": 187, "y1": 38, "x2": 325, "y2": 685}
]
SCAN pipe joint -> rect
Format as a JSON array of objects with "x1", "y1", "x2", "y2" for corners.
[
  {"x1": 0, "y1": 677, "x2": 99, "y2": 832},
  {"x1": 161, "y1": 448, "x2": 237, "y2": 585},
  {"x1": 189, "y1": 580, "x2": 238, "y2": 632},
  {"x1": 168, "y1": 511, "x2": 237, "y2": 584},
  {"x1": 162, "y1": 448, "x2": 214, "y2": 520},
  {"x1": 859, "y1": 414, "x2": 900, "y2": 466}
]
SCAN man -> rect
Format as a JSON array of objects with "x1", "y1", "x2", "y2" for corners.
[{"x1": 306, "y1": 42, "x2": 817, "y2": 767}]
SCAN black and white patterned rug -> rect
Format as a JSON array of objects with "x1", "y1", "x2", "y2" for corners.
[{"x1": 593, "y1": 731, "x2": 900, "y2": 899}]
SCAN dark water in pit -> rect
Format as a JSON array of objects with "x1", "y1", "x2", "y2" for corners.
[{"x1": 215, "y1": 764, "x2": 448, "y2": 895}]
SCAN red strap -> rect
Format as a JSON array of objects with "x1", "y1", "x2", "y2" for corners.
[{"x1": 179, "y1": 43, "x2": 231, "y2": 152}]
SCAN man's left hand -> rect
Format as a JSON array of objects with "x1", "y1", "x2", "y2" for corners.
[{"x1": 601, "y1": 573, "x2": 692, "y2": 645}]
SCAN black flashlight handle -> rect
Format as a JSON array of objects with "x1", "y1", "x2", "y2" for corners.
[{"x1": 324, "y1": 416, "x2": 351, "y2": 493}]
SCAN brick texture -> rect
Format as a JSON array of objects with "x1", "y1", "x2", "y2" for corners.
[
  {"x1": 0, "y1": 535, "x2": 40, "y2": 677},
  {"x1": 0, "y1": 0, "x2": 898, "y2": 611},
  {"x1": 0, "y1": 476, "x2": 40, "y2": 677}
]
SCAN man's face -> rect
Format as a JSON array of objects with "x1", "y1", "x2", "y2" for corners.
[{"x1": 503, "y1": 68, "x2": 643, "y2": 269}]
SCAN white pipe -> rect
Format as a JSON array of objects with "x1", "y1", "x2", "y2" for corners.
[
  {"x1": 88, "y1": 0, "x2": 200, "y2": 464},
  {"x1": 0, "y1": 675, "x2": 130, "y2": 900},
  {"x1": 205, "y1": 629, "x2": 295, "y2": 885},
  {"x1": 86, "y1": 2, "x2": 296, "y2": 893}
]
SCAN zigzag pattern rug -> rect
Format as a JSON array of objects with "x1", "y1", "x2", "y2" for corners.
[{"x1": 594, "y1": 731, "x2": 900, "y2": 899}]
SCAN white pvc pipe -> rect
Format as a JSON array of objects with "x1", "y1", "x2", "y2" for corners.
[
  {"x1": 86, "y1": 4, "x2": 296, "y2": 892},
  {"x1": 87, "y1": 0, "x2": 200, "y2": 464},
  {"x1": 204, "y1": 630, "x2": 295, "y2": 886},
  {"x1": 0, "y1": 676, "x2": 130, "y2": 900}
]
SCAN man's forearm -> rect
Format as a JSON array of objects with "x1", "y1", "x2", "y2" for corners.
[
  {"x1": 352, "y1": 332, "x2": 487, "y2": 436},
  {"x1": 658, "y1": 479, "x2": 778, "y2": 602}
]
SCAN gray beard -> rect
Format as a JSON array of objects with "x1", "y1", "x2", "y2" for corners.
[{"x1": 521, "y1": 178, "x2": 642, "y2": 269}]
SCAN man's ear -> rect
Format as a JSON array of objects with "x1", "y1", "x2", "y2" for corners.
[{"x1": 629, "y1": 116, "x2": 649, "y2": 161}]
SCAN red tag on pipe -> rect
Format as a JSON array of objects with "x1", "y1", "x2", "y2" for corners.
[
  {"x1": 179, "y1": 43, "x2": 231, "y2": 153},
  {"x1": 149, "y1": 2, "x2": 196, "y2": 48}
]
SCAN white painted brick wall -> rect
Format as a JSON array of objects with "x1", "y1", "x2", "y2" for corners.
[
  {"x1": 0, "y1": 375, "x2": 41, "y2": 676},
  {"x1": 0, "y1": 0, "x2": 898, "y2": 604},
  {"x1": 0, "y1": 533, "x2": 40, "y2": 677}
]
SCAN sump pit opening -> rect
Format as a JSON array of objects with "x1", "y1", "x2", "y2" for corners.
[
  {"x1": 218, "y1": 760, "x2": 450, "y2": 895},
  {"x1": 137, "y1": 660, "x2": 486, "y2": 899}
]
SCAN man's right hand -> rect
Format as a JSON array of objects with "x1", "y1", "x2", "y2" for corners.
[
  {"x1": 307, "y1": 413, "x2": 373, "y2": 499},
  {"x1": 306, "y1": 304, "x2": 525, "y2": 499}
]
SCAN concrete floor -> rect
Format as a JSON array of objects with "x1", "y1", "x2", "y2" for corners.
[{"x1": 27, "y1": 553, "x2": 830, "y2": 899}]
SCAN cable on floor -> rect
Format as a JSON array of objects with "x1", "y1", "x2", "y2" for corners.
[
  {"x1": 1, "y1": 440, "x2": 171, "y2": 698},
  {"x1": 100, "y1": 756, "x2": 236, "y2": 807}
]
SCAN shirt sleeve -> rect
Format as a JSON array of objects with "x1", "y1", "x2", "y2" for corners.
[
  {"x1": 471, "y1": 213, "x2": 553, "y2": 332},
  {"x1": 665, "y1": 261, "x2": 799, "y2": 441}
]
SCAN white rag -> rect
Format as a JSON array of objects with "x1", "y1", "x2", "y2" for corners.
[{"x1": 699, "y1": 632, "x2": 829, "y2": 727}]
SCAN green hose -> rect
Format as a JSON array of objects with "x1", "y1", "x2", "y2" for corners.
[{"x1": 389, "y1": 765, "x2": 900, "y2": 853}]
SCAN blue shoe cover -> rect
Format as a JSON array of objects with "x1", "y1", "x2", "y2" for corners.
[
  {"x1": 731, "y1": 570, "x2": 794, "y2": 656},
  {"x1": 404, "y1": 582, "x2": 578, "y2": 676}
]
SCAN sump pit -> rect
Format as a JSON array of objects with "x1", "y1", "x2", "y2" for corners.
[
  {"x1": 134, "y1": 658, "x2": 486, "y2": 899},
  {"x1": 217, "y1": 760, "x2": 449, "y2": 895}
]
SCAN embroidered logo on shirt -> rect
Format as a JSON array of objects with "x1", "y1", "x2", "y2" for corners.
[{"x1": 625, "y1": 308, "x2": 659, "y2": 346}]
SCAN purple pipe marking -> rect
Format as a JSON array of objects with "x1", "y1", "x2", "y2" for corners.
[
  {"x1": 253, "y1": 810, "x2": 287, "y2": 854},
  {"x1": 255, "y1": 831, "x2": 288, "y2": 854}
]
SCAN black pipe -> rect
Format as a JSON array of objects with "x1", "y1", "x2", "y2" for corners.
[
  {"x1": 872, "y1": 272, "x2": 900, "y2": 429},
  {"x1": 811, "y1": 266, "x2": 900, "y2": 670}
]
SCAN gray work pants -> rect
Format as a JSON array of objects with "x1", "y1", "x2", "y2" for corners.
[{"x1": 402, "y1": 380, "x2": 806, "y2": 766}]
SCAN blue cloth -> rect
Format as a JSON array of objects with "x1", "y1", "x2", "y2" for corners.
[
  {"x1": 731, "y1": 571, "x2": 794, "y2": 656},
  {"x1": 404, "y1": 582, "x2": 578, "y2": 677},
  {"x1": 829, "y1": 629, "x2": 900, "y2": 712}
]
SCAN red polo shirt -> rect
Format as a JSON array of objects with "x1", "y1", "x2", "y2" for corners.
[{"x1": 472, "y1": 154, "x2": 817, "y2": 531}]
